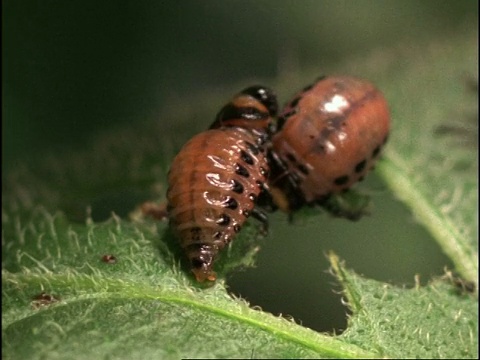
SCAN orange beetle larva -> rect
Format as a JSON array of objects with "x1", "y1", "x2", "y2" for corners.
[
  {"x1": 268, "y1": 76, "x2": 390, "y2": 218},
  {"x1": 167, "y1": 86, "x2": 277, "y2": 282}
]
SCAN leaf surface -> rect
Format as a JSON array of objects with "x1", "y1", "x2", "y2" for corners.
[{"x1": 3, "y1": 26, "x2": 477, "y2": 360}]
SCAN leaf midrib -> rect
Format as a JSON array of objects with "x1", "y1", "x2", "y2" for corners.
[{"x1": 2, "y1": 271, "x2": 378, "y2": 358}]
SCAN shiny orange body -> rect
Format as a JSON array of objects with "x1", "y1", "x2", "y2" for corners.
[
  {"x1": 270, "y1": 76, "x2": 390, "y2": 210},
  {"x1": 167, "y1": 128, "x2": 269, "y2": 282},
  {"x1": 167, "y1": 85, "x2": 277, "y2": 282}
]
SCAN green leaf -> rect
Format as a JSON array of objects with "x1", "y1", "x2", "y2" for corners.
[
  {"x1": 2, "y1": 210, "x2": 375, "y2": 359},
  {"x1": 374, "y1": 34, "x2": 478, "y2": 284},
  {"x1": 330, "y1": 253, "x2": 477, "y2": 359},
  {"x1": 2, "y1": 23, "x2": 477, "y2": 360}
]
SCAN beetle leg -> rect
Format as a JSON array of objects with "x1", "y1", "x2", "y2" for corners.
[
  {"x1": 256, "y1": 181, "x2": 278, "y2": 212},
  {"x1": 250, "y1": 207, "x2": 269, "y2": 235}
]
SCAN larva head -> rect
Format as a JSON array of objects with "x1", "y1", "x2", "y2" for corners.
[
  {"x1": 188, "y1": 246, "x2": 217, "y2": 283},
  {"x1": 242, "y1": 85, "x2": 278, "y2": 118},
  {"x1": 210, "y1": 85, "x2": 278, "y2": 133}
]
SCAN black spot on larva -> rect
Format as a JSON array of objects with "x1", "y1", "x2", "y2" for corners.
[
  {"x1": 235, "y1": 163, "x2": 250, "y2": 177},
  {"x1": 372, "y1": 145, "x2": 381, "y2": 158},
  {"x1": 283, "y1": 109, "x2": 296, "y2": 119},
  {"x1": 240, "y1": 106, "x2": 270, "y2": 120},
  {"x1": 302, "y1": 83, "x2": 314, "y2": 92},
  {"x1": 334, "y1": 175, "x2": 350, "y2": 186},
  {"x1": 234, "y1": 224, "x2": 241, "y2": 233},
  {"x1": 216, "y1": 214, "x2": 231, "y2": 226},
  {"x1": 289, "y1": 96, "x2": 301, "y2": 109},
  {"x1": 225, "y1": 197, "x2": 238, "y2": 209},
  {"x1": 277, "y1": 116, "x2": 287, "y2": 131},
  {"x1": 249, "y1": 193, "x2": 257, "y2": 202},
  {"x1": 231, "y1": 179, "x2": 244, "y2": 194},
  {"x1": 245, "y1": 141, "x2": 260, "y2": 155},
  {"x1": 214, "y1": 231, "x2": 222, "y2": 239},
  {"x1": 190, "y1": 227, "x2": 202, "y2": 241},
  {"x1": 222, "y1": 104, "x2": 269, "y2": 123},
  {"x1": 259, "y1": 166, "x2": 268, "y2": 177},
  {"x1": 354, "y1": 159, "x2": 367, "y2": 173},
  {"x1": 297, "y1": 163, "x2": 309, "y2": 175},
  {"x1": 286, "y1": 153, "x2": 297, "y2": 163},
  {"x1": 358, "y1": 175, "x2": 365, "y2": 182},
  {"x1": 240, "y1": 150, "x2": 254, "y2": 165},
  {"x1": 278, "y1": 110, "x2": 296, "y2": 131},
  {"x1": 314, "y1": 144, "x2": 325, "y2": 153}
]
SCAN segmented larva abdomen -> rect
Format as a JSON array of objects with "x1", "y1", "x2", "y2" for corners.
[{"x1": 167, "y1": 127, "x2": 269, "y2": 282}]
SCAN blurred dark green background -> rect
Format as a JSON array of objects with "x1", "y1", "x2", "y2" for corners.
[{"x1": 3, "y1": 0, "x2": 477, "y2": 333}]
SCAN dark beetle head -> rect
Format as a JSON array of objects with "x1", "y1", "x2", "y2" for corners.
[{"x1": 210, "y1": 85, "x2": 278, "y2": 133}]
